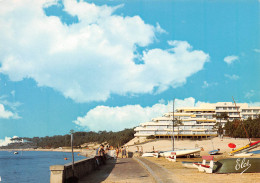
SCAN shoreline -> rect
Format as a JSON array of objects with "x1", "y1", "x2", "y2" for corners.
[
  {"x1": 0, "y1": 148, "x2": 97, "y2": 157},
  {"x1": 0, "y1": 148, "x2": 82, "y2": 152}
]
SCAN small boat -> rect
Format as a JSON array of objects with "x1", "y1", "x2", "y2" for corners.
[
  {"x1": 142, "y1": 152, "x2": 159, "y2": 157},
  {"x1": 234, "y1": 153, "x2": 253, "y2": 157},
  {"x1": 160, "y1": 148, "x2": 201, "y2": 157},
  {"x1": 182, "y1": 161, "x2": 200, "y2": 169},
  {"x1": 209, "y1": 149, "x2": 220, "y2": 155},
  {"x1": 250, "y1": 150, "x2": 260, "y2": 154},
  {"x1": 13, "y1": 152, "x2": 19, "y2": 154},
  {"x1": 213, "y1": 158, "x2": 260, "y2": 173},
  {"x1": 229, "y1": 140, "x2": 260, "y2": 155}
]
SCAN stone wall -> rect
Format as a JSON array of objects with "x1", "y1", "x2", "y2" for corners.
[{"x1": 50, "y1": 156, "x2": 102, "y2": 183}]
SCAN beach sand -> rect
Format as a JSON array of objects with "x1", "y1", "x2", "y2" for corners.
[
  {"x1": 144, "y1": 156, "x2": 260, "y2": 183},
  {"x1": 125, "y1": 137, "x2": 260, "y2": 183},
  {"x1": 126, "y1": 137, "x2": 260, "y2": 156}
]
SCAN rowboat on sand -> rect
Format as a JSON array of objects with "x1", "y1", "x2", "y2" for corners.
[
  {"x1": 160, "y1": 148, "x2": 201, "y2": 157},
  {"x1": 213, "y1": 158, "x2": 260, "y2": 174},
  {"x1": 142, "y1": 152, "x2": 159, "y2": 157},
  {"x1": 209, "y1": 149, "x2": 220, "y2": 155}
]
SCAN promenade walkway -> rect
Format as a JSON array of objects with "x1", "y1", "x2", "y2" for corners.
[
  {"x1": 136, "y1": 157, "x2": 181, "y2": 183},
  {"x1": 79, "y1": 157, "x2": 181, "y2": 183},
  {"x1": 79, "y1": 158, "x2": 154, "y2": 183}
]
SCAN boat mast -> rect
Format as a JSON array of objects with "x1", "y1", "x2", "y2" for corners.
[
  {"x1": 172, "y1": 98, "x2": 175, "y2": 151},
  {"x1": 232, "y1": 97, "x2": 251, "y2": 144}
]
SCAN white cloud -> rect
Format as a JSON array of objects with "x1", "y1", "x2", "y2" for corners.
[
  {"x1": 155, "y1": 22, "x2": 166, "y2": 34},
  {"x1": 253, "y1": 49, "x2": 260, "y2": 53},
  {"x1": 0, "y1": 94, "x2": 21, "y2": 117},
  {"x1": 73, "y1": 97, "x2": 202, "y2": 131},
  {"x1": 0, "y1": 136, "x2": 19, "y2": 147},
  {"x1": 11, "y1": 90, "x2": 15, "y2": 97},
  {"x1": 0, "y1": 103, "x2": 19, "y2": 119},
  {"x1": 0, "y1": 0, "x2": 209, "y2": 103},
  {"x1": 224, "y1": 74, "x2": 239, "y2": 80},
  {"x1": 202, "y1": 81, "x2": 218, "y2": 88},
  {"x1": 202, "y1": 81, "x2": 209, "y2": 88},
  {"x1": 224, "y1": 55, "x2": 239, "y2": 64},
  {"x1": 141, "y1": 41, "x2": 209, "y2": 93},
  {"x1": 175, "y1": 97, "x2": 198, "y2": 108},
  {"x1": 245, "y1": 90, "x2": 255, "y2": 99},
  {"x1": 248, "y1": 102, "x2": 260, "y2": 107}
]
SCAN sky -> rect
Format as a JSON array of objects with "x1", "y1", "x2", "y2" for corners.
[{"x1": 0, "y1": 0, "x2": 259, "y2": 144}]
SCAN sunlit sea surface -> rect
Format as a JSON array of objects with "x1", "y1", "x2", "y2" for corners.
[{"x1": 0, "y1": 151, "x2": 86, "y2": 183}]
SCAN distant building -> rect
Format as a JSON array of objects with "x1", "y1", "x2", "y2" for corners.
[
  {"x1": 134, "y1": 102, "x2": 260, "y2": 139},
  {"x1": 11, "y1": 137, "x2": 24, "y2": 143}
]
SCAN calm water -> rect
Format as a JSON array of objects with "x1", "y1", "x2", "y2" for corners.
[{"x1": 0, "y1": 151, "x2": 86, "y2": 183}]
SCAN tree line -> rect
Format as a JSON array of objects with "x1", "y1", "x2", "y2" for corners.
[
  {"x1": 2, "y1": 128, "x2": 135, "y2": 149},
  {"x1": 224, "y1": 116, "x2": 260, "y2": 138}
]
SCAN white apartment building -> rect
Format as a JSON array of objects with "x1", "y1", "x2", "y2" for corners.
[{"x1": 134, "y1": 102, "x2": 260, "y2": 139}]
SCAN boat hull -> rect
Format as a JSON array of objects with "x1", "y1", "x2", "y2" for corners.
[
  {"x1": 209, "y1": 149, "x2": 219, "y2": 155},
  {"x1": 214, "y1": 158, "x2": 260, "y2": 174},
  {"x1": 234, "y1": 153, "x2": 253, "y2": 157},
  {"x1": 160, "y1": 148, "x2": 201, "y2": 157},
  {"x1": 182, "y1": 161, "x2": 200, "y2": 169},
  {"x1": 142, "y1": 152, "x2": 159, "y2": 157}
]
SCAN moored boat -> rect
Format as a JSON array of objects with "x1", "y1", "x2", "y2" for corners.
[
  {"x1": 160, "y1": 148, "x2": 201, "y2": 157},
  {"x1": 229, "y1": 141, "x2": 260, "y2": 155},
  {"x1": 250, "y1": 150, "x2": 260, "y2": 154},
  {"x1": 142, "y1": 152, "x2": 159, "y2": 157},
  {"x1": 209, "y1": 149, "x2": 220, "y2": 155},
  {"x1": 182, "y1": 161, "x2": 200, "y2": 169},
  {"x1": 234, "y1": 153, "x2": 253, "y2": 157},
  {"x1": 213, "y1": 158, "x2": 260, "y2": 173}
]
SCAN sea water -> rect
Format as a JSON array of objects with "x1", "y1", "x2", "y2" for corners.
[{"x1": 0, "y1": 151, "x2": 86, "y2": 183}]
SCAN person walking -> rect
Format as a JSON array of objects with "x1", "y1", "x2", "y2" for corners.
[
  {"x1": 98, "y1": 144, "x2": 106, "y2": 164},
  {"x1": 121, "y1": 146, "x2": 126, "y2": 158},
  {"x1": 116, "y1": 147, "x2": 119, "y2": 158}
]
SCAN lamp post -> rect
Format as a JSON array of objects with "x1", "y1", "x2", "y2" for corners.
[
  {"x1": 172, "y1": 99, "x2": 175, "y2": 151},
  {"x1": 70, "y1": 130, "x2": 75, "y2": 177}
]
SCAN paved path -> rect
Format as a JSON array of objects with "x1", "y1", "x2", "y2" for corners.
[
  {"x1": 79, "y1": 158, "x2": 154, "y2": 183},
  {"x1": 136, "y1": 157, "x2": 181, "y2": 183}
]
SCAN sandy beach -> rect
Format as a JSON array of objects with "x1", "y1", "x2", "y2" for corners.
[
  {"x1": 124, "y1": 137, "x2": 260, "y2": 183},
  {"x1": 144, "y1": 156, "x2": 260, "y2": 183},
  {"x1": 126, "y1": 137, "x2": 260, "y2": 156}
]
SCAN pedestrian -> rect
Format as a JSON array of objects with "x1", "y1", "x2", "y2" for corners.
[
  {"x1": 116, "y1": 147, "x2": 119, "y2": 158},
  {"x1": 96, "y1": 147, "x2": 99, "y2": 156},
  {"x1": 126, "y1": 146, "x2": 129, "y2": 158},
  {"x1": 120, "y1": 147, "x2": 123, "y2": 158},
  {"x1": 121, "y1": 146, "x2": 126, "y2": 158},
  {"x1": 98, "y1": 144, "x2": 106, "y2": 164}
]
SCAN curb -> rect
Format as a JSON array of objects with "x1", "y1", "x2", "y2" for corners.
[{"x1": 133, "y1": 157, "x2": 163, "y2": 183}]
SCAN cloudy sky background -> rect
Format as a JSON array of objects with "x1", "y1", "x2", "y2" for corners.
[{"x1": 0, "y1": 0, "x2": 259, "y2": 143}]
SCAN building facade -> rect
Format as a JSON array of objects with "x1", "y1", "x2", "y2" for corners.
[{"x1": 134, "y1": 102, "x2": 260, "y2": 139}]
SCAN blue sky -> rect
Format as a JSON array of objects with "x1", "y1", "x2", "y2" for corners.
[{"x1": 0, "y1": 0, "x2": 259, "y2": 142}]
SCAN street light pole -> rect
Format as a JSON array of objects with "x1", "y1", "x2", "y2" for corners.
[
  {"x1": 172, "y1": 98, "x2": 175, "y2": 151},
  {"x1": 71, "y1": 132, "x2": 75, "y2": 176}
]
